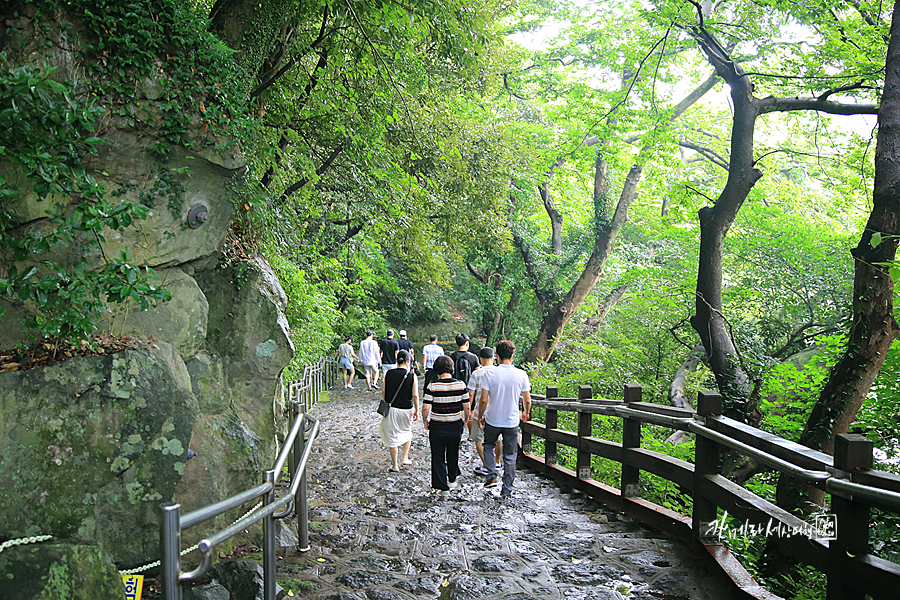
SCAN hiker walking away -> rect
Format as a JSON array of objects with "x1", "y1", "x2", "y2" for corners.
[
  {"x1": 422, "y1": 334, "x2": 444, "y2": 388},
  {"x1": 478, "y1": 339, "x2": 531, "y2": 497},
  {"x1": 359, "y1": 330, "x2": 381, "y2": 391},
  {"x1": 422, "y1": 355, "x2": 470, "y2": 498},
  {"x1": 467, "y1": 346, "x2": 501, "y2": 475},
  {"x1": 449, "y1": 333, "x2": 479, "y2": 440},
  {"x1": 337, "y1": 336, "x2": 359, "y2": 389},
  {"x1": 379, "y1": 329, "x2": 400, "y2": 377},
  {"x1": 397, "y1": 329, "x2": 417, "y2": 373},
  {"x1": 379, "y1": 350, "x2": 419, "y2": 471}
]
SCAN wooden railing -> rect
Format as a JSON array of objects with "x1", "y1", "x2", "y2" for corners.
[{"x1": 519, "y1": 384, "x2": 900, "y2": 600}]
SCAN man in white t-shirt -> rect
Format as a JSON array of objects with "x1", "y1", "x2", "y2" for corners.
[
  {"x1": 478, "y1": 339, "x2": 531, "y2": 497},
  {"x1": 467, "y1": 346, "x2": 500, "y2": 475},
  {"x1": 358, "y1": 330, "x2": 381, "y2": 391}
]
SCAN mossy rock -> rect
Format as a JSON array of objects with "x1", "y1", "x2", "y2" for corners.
[
  {"x1": 0, "y1": 342, "x2": 198, "y2": 566},
  {"x1": 0, "y1": 542, "x2": 123, "y2": 600}
]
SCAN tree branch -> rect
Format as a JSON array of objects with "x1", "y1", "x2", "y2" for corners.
[
  {"x1": 758, "y1": 95, "x2": 879, "y2": 115},
  {"x1": 678, "y1": 139, "x2": 730, "y2": 171},
  {"x1": 466, "y1": 262, "x2": 487, "y2": 284},
  {"x1": 274, "y1": 142, "x2": 345, "y2": 206}
]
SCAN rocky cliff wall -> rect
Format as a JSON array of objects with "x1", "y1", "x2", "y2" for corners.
[{"x1": 0, "y1": 27, "x2": 294, "y2": 579}]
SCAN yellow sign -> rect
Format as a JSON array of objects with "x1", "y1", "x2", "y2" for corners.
[{"x1": 122, "y1": 574, "x2": 144, "y2": 600}]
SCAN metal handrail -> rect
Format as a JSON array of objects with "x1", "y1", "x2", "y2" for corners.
[{"x1": 160, "y1": 358, "x2": 331, "y2": 600}]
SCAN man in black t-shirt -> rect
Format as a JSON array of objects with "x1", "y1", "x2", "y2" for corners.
[
  {"x1": 449, "y1": 333, "x2": 479, "y2": 389},
  {"x1": 379, "y1": 329, "x2": 400, "y2": 377},
  {"x1": 397, "y1": 329, "x2": 417, "y2": 372}
]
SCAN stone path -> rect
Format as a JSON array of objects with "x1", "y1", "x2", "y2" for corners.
[{"x1": 276, "y1": 385, "x2": 730, "y2": 600}]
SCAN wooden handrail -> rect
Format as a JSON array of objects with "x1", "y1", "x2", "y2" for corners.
[{"x1": 522, "y1": 385, "x2": 900, "y2": 600}]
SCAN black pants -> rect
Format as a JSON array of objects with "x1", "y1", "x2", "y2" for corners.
[{"x1": 429, "y1": 420, "x2": 464, "y2": 491}]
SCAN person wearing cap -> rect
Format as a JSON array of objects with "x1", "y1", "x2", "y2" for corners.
[
  {"x1": 467, "y1": 346, "x2": 501, "y2": 475},
  {"x1": 379, "y1": 329, "x2": 400, "y2": 377},
  {"x1": 336, "y1": 335, "x2": 359, "y2": 389},
  {"x1": 359, "y1": 330, "x2": 381, "y2": 391},
  {"x1": 379, "y1": 349, "x2": 419, "y2": 471},
  {"x1": 397, "y1": 330, "x2": 416, "y2": 372}
]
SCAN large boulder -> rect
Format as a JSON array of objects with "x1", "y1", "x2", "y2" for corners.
[
  {"x1": 0, "y1": 342, "x2": 198, "y2": 566},
  {"x1": 99, "y1": 267, "x2": 210, "y2": 361},
  {"x1": 90, "y1": 139, "x2": 243, "y2": 269},
  {"x1": 196, "y1": 257, "x2": 295, "y2": 463}
]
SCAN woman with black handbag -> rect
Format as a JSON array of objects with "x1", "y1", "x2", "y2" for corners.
[{"x1": 378, "y1": 350, "x2": 419, "y2": 472}]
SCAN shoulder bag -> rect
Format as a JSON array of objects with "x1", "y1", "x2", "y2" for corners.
[{"x1": 377, "y1": 369, "x2": 410, "y2": 417}]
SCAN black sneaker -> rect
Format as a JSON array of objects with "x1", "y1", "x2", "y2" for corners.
[{"x1": 484, "y1": 477, "x2": 499, "y2": 488}]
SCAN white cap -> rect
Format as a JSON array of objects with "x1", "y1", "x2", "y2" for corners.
[{"x1": 399, "y1": 330, "x2": 407, "y2": 336}]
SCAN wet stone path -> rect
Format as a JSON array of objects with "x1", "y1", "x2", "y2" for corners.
[{"x1": 277, "y1": 385, "x2": 730, "y2": 600}]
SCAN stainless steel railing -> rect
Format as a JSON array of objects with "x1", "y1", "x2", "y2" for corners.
[{"x1": 159, "y1": 358, "x2": 335, "y2": 600}]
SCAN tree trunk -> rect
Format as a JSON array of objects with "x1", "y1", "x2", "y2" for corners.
[
  {"x1": 776, "y1": 0, "x2": 900, "y2": 513},
  {"x1": 687, "y1": 31, "x2": 760, "y2": 416},
  {"x1": 665, "y1": 343, "x2": 706, "y2": 445},
  {"x1": 540, "y1": 183, "x2": 563, "y2": 255}
]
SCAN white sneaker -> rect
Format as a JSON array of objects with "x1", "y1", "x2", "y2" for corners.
[
  {"x1": 348, "y1": 385, "x2": 355, "y2": 390},
  {"x1": 448, "y1": 480, "x2": 458, "y2": 490}
]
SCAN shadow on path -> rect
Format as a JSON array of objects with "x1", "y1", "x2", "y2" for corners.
[{"x1": 277, "y1": 385, "x2": 730, "y2": 600}]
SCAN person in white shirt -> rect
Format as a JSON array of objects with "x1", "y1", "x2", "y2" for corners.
[
  {"x1": 358, "y1": 330, "x2": 381, "y2": 391},
  {"x1": 467, "y1": 346, "x2": 500, "y2": 475},
  {"x1": 478, "y1": 339, "x2": 531, "y2": 497}
]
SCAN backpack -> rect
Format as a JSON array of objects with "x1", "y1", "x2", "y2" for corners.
[{"x1": 453, "y1": 352, "x2": 473, "y2": 385}]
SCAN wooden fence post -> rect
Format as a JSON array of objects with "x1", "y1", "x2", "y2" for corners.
[
  {"x1": 621, "y1": 384, "x2": 642, "y2": 498},
  {"x1": 545, "y1": 386, "x2": 559, "y2": 465},
  {"x1": 827, "y1": 433, "x2": 873, "y2": 600},
  {"x1": 692, "y1": 391, "x2": 722, "y2": 541},
  {"x1": 577, "y1": 385, "x2": 593, "y2": 480}
]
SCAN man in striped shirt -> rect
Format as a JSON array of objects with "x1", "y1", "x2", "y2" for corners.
[{"x1": 422, "y1": 355, "x2": 470, "y2": 497}]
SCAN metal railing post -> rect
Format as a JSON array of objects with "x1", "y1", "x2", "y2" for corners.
[
  {"x1": 160, "y1": 502, "x2": 183, "y2": 600},
  {"x1": 262, "y1": 469, "x2": 277, "y2": 600},
  {"x1": 295, "y1": 409, "x2": 310, "y2": 552},
  {"x1": 315, "y1": 362, "x2": 321, "y2": 405}
]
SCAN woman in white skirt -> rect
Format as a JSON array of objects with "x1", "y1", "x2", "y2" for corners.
[{"x1": 379, "y1": 350, "x2": 419, "y2": 471}]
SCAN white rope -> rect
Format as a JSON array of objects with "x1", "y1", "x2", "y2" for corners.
[{"x1": 0, "y1": 535, "x2": 53, "y2": 554}]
